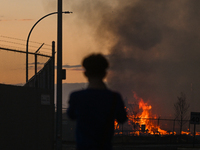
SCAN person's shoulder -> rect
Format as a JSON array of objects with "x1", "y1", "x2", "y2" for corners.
[
  {"x1": 70, "y1": 89, "x2": 84, "y2": 94},
  {"x1": 107, "y1": 89, "x2": 122, "y2": 99},
  {"x1": 70, "y1": 89, "x2": 86, "y2": 96}
]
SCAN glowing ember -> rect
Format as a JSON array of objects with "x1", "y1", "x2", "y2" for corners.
[
  {"x1": 181, "y1": 131, "x2": 190, "y2": 135},
  {"x1": 196, "y1": 132, "x2": 200, "y2": 136}
]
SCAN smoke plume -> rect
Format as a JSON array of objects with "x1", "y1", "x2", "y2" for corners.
[{"x1": 61, "y1": 0, "x2": 200, "y2": 117}]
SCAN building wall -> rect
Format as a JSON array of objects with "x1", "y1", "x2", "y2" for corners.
[{"x1": 0, "y1": 84, "x2": 54, "y2": 150}]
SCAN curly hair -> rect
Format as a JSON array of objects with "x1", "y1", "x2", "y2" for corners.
[{"x1": 82, "y1": 54, "x2": 109, "y2": 78}]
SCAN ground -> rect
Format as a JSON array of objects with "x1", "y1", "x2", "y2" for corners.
[{"x1": 61, "y1": 143, "x2": 200, "y2": 150}]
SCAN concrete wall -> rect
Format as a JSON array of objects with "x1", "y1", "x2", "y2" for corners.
[{"x1": 0, "y1": 84, "x2": 54, "y2": 150}]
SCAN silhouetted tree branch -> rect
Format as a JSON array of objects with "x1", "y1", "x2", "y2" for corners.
[{"x1": 174, "y1": 92, "x2": 190, "y2": 135}]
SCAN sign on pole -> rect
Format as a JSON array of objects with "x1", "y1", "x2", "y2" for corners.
[
  {"x1": 190, "y1": 112, "x2": 200, "y2": 124},
  {"x1": 190, "y1": 112, "x2": 200, "y2": 148}
]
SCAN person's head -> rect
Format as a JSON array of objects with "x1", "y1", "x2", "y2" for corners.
[{"x1": 82, "y1": 53, "x2": 109, "y2": 80}]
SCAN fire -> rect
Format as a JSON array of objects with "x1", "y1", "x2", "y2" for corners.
[
  {"x1": 114, "y1": 120, "x2": 119, "y2": 130},
  {"x1": 181, "y1": 131, "x2": 190, "y2": 135},
  {"x1": 196, "y1": 132, "x2": 200, "y2": 135},
  {"x1": 114, "y1": 92, "x2": 200, "y2": 136},
  {"x1": 126, "y1": 92, "x2": 171, "y2": 135},
  {"x1": 138, "y1": 98, "x2": 152, "y2": 125}
]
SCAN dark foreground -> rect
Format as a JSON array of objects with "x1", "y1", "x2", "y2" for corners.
[
  {"x1": 62, "y1": 143, "x2": 200, "y2": 150},
  {"x1": 61, "y1": 135, "x2": 200, "y2": 150}
]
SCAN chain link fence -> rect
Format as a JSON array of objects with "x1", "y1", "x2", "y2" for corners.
[{"x1": 62, "y1": 113, "x2": 200, "y2": 144}]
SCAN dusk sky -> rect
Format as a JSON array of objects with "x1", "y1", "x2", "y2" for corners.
[
  {"x1": 1, "y1": 0, "x2": 200, "y2": 118},
  {"x1": 0, "y1": 0, "x2": 111, "y2": 84}
]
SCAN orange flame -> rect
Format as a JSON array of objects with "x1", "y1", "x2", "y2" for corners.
[
  {"x1": 114, "y1": 120, "x2": 119, "y2": 130},
  {"x1": 127, "y1": 92, "x2": 171, "y2": 135},
  {"x1": 114, "y1": 92, "x2": 200, "y2": 136}
]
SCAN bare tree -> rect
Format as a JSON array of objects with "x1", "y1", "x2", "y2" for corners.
[{"x1": 174, "y1": 92, "x2": 190, "y2": 134}]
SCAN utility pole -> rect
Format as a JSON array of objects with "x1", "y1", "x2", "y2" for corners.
[{"x1": 56, "y1": 0, "x2": 63, "y2": 149}]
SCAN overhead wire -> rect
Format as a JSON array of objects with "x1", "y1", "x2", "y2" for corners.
[
  {"x1": 0, "y1": 35, "x2": 52, "y2": 46},
  {"x1": 0, "y1": 35, "x2": 53, "y2": 55}
]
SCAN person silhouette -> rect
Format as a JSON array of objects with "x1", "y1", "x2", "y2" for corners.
[{"x1": 67, "y1": 53, "x2": 127, "y2": 150}]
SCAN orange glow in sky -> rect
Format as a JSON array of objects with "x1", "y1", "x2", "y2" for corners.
[{"x1": 0, "y1": 0, "x2": 111, "y2": 84}]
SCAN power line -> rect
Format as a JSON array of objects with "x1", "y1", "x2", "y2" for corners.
[
  {"x1": 0, "y1": 40, "x2": 51, "y2": 50},
  {"x1": 0, "y1": 47, "x2": 51, "y2": 58},
  {"x1": 0, "y1": 35, "x2": 54, "y2": 60},
  {"x1": 0, "y1": 44, "x2": 52, "y2": 56},
  {"x1": 0, "y1": 39, "x2": 26, "y2": 46},
  {"x1": 0, "y1": 35, "x2": 52, "y2": 46},
  {"x1": 0, "y1": 36, "x2": 52, "y2": 53}
]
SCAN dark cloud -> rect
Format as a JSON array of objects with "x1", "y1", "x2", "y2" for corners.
[
  {"x1": 58, "y1": 64, "x2": 83, "y2": 71},
  {"x1": 105, "y1": 0, "x2": 200, "y2": 117},
  {"x1": 29, "y1": 62, "x2": 45, "y2": 65},
  {"x1": 62, "y1": 0, "x2": 200, "y2": 117},
  {"x1": 63, "y1": 64, "x2": 82, "y2": 69}
]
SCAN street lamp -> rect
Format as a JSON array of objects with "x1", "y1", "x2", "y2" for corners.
[
  {"x1": 26, "y1": 11, "x2": 72, "y2": 83},
  {"x1": 25, "y1": 8, "x2": 72, "y2": 150}
]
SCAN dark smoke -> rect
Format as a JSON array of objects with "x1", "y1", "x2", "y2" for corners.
[{"x1": 62, "y1": 0, "x2": 200, "y2": 117}]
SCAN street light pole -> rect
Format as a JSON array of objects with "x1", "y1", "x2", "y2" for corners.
[
  {"x1": 25, "y1": 4, "x2": 72, "y2": 149},
  {"x1": 56, "y1": 0, "x2": 63, "y2": 149},
  {"x1": 26, "y1": 11, "x2": 72, "y2": 83}
]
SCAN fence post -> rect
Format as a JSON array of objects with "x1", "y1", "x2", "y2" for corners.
[
  {"x1": 173, "y1": 119, "x2": 175, "y2": 135},
  {"x1": 34, "y1": 43, "x2": 44, "y2": 88},
  {"x1": 35, "y1": 54, "x2": 38, "y2": 88},
  {"x1": 52, "y1": 41, "x2": 55, "y2": 150},
  {"x1": 189, "y1": 121, "x2": 190, "y2": 133},
  {"x1": 122, "y1": 124, "x2": 124, "y2": 144},
  {"x1": 193, "y1": 124, "x2": 196, "y2": 148},
  {"x1": 157, "y1": 117, "x2": 160, "y2": 126},
  {"x1": 157, "y1": 117, "x2": 160, "y2": 134}
]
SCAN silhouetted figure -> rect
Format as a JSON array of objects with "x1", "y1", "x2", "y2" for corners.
[{"x1": 67, "y1": 53, "x2": 127, "y2": 150}]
